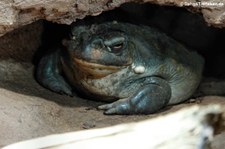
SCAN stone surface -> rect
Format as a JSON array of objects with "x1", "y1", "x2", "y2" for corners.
[
  {"x1": 0, "y1": 0, "x2": 225, "y2": 37},
  {"x1": 0, "y1": 21, "x2": 43, "y2": 62}
]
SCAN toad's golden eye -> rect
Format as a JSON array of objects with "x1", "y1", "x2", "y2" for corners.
[
  {"x1": 109, "y1": 43, "x2": 124, "y2": 53},
  {"x1": 104, "y1": 35, "x2": 126, "y2": 54}
]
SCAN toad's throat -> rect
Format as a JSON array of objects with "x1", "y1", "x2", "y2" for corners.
[{"x1": 72, "y1": 57, "x2": 129, "y2": 78}]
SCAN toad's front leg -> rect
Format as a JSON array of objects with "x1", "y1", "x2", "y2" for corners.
[
  {"x1": 36, "y1": 50, "x2": 73, "y2": 96},
  {"x1": 98, "y1": 77, "x2": 171, "y2": 115}
]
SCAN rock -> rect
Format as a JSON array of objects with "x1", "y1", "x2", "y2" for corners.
[
  {"x1": 0, "y1": 21, "x2": 43, "y2": 62},
  {"x1": 0, "y1": 0, "x2": 225, "y2": 37}
]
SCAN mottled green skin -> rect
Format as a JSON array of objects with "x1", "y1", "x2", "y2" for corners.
[{"x1": 37, "y1": 22, "x2": 204, "y2": 115}]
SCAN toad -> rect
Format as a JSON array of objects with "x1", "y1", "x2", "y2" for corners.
[{"x1": 36, "y1": 21, "x2": 204, "y2": 115}]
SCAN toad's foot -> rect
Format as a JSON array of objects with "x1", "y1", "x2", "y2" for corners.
[
  {"x1": 98, "y1": 79, "x2": 171, "y2": 115},
  {"x1": 98, "y1": 98, "x2": 132, "y2": 114}
]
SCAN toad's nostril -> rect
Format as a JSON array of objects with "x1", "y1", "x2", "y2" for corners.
[
  {"x1": 82, "y1": 38, "x2": 104, "y2": 60},
  {"x1": 90, "y1": 38, "x2": 104, "y2": 49}
]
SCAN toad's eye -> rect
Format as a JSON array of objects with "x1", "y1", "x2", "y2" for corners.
[
  {"x1": 104, "y1": 36, "x2": 126, "y2": 54},
  {"x1": 108, "y1": 43, "x2": 124, "y2": 53}
]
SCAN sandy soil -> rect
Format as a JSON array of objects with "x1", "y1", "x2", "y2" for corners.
[{"x1": 0, "y1": 60, "x2": 224, "y2": 147}]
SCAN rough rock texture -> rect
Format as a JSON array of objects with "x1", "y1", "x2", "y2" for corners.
[
  {"x1": 0, "y1": 21, "x2": 43, "y2": 62},
  {"x1": 0, "y1": 0, "x2": 225, "y2": 37}
]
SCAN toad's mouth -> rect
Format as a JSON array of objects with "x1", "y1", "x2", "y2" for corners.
[{"x1": 72, "y1": 57, "x2": 130, "y2": 78}]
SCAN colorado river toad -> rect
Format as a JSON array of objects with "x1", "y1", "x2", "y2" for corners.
[{"x1": 36, "y1": 21, "x2": 204, "y2": 115}]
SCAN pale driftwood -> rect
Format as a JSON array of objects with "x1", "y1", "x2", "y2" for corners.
[
  {"x1": 3, "y1": 105, "x2": 224, "y2": 149},
  {"x1": 0, "y1": 0, "x2": 225, "y2": 37}
]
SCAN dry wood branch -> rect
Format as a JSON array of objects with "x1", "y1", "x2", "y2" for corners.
[{"x1": 3, "y1": 105, "x2": 225, "y2": 149}]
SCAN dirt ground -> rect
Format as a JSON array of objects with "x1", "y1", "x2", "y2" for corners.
[{"x1": 0, "y1": 60, "x2": 224, "y2": 148}]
